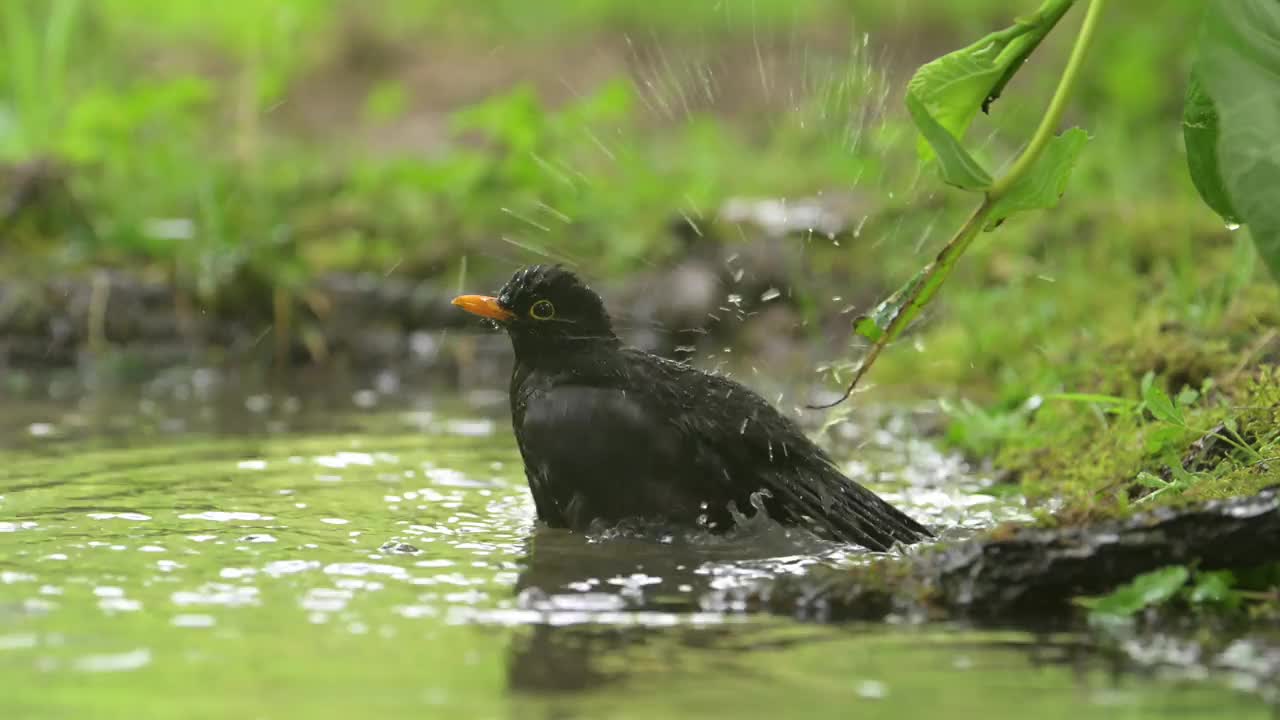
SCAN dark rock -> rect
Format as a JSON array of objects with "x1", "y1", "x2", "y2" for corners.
[{"x1": 753, "y1": 486, "x2": 1280, "y2": 622}]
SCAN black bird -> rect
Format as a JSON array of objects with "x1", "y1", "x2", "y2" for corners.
[{"x1": 452, "y1": 265, "x2": 932, "y2": 551}]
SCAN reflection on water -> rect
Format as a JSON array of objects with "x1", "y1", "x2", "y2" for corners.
[{"x1": 0, "y1": 373, "x2": 1272, "y2": 718}]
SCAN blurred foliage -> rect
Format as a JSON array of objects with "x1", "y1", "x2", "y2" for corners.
[
  {"x1": 0, "y1": 0, "x2": 1207, "y2": 288},
  {"x1": 2, "y1": 0, "x2": 917, "y2": 296}
]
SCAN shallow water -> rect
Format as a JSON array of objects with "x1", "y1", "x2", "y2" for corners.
[{"x1": 0, "y1": 373, "x2": 1272, "y2": 718}]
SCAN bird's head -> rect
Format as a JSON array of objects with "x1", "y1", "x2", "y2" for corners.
[{"x1": 453, "y1": 265, "x2": 617, "y2": 358}]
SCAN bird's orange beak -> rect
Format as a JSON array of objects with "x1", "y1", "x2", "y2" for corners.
[{"x1": 452, "y1": 295, "x2": 515, "y2": 322}]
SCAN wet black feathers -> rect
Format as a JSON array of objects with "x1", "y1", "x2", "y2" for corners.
[{"x1": 492, "y1": 264, "x2": 932, "y2": 551}]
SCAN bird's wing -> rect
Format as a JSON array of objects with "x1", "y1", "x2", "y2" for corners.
[
  {"x1": 517, "y1": 383, "x2": 708, "y2": 528},
  {"x1": 646, "y1": 356, "x2": 932, "y2": 550}
]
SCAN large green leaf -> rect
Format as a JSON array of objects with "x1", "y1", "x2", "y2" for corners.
[
  {"x1": 985, "y1": 128, "x2": 1088, "y2": 228},
  {"x1": 905, "y1": 93, "x2": 992, "y2": 191},
  {"x1": 906, "y1": 0, "x2": 1076, "y2": 156},
  {"x1": 1183, "y1": 71, "x2": 1241, "y2": 223},
  {"x1": 1196, "y1": 1, "x2": 1280, "y2": 281}
]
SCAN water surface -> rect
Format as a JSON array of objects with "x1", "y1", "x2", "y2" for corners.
[{"x1": 0, "y1": 373, "x2": 1271, "y2": 718}]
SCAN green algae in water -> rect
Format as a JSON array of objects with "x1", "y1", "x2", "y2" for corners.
[{"x1": 0, "y1": 388, "x2": 1272, "y2": 718}]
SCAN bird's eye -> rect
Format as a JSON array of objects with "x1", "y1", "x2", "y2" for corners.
[{"x1": 529, "y1": 299, "x2": 555, "y2": 320}]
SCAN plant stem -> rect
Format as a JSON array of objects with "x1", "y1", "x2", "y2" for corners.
[
  {"x1": 989, "y1": 0, "x2": 1106, "y2": 199},
  {"x1": 812, "y1": 198, "x2": 991, "y2": 408},
  {"x1": 820, "y1": 0, "x2": 1106, "y2": 407},
  {"x1": 1210, "y1": 427, "x2": 1262, "y2": 462}
]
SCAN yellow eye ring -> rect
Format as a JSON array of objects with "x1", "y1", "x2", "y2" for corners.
[{"x1": 529, "y1": 299, "x2": 555, "y2": 320}]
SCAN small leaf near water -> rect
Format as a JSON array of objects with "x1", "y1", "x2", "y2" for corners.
[
  {"x1": 985, "y1": 128, "x2": 1089, "y2": 229},
  {"x1": 906, "y1": 0, "x2": 1076, "y2": 158},
  {"x1": 1076, "y1": 565, "x2": 1191, "y2": 617},
  {"x1": 1143, "y1": 426, "x2": 1185, "y2": 457},
  {"x1": 905, "y1": 93, "x2": 992, "y2": 191},
  {"x1": 1175, "y1": 386, "x2": 1201, "y2": 407},
  {"x1": 1182, "y1": 70, "x2": 1241, "y2": 224},
  {"x1": 1188, "y1": 570, "x2": 1240, "y2": 608},
  {"x1": 1196, "y1": 1, "x2": 1280, "y2": 281},
  {"x1": 1140, "y1": 372, "x2": 1184, "y2": 427},
  {"x1": 1134, "y1": 471, "x2": 1169, "y2": 490},
  {"x1": 852, "y1": 266, "x2": 930, "y2": 344}
]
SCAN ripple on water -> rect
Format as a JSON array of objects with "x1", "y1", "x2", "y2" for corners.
[
  {"x1": 263, "y1": 560, "x2": 320, "y2": 577},
  {"x1": 73, "y1": 648, "x2": 152, "y2": 673},
  {"x1": 314, "y1": 452, "x2": 376, "y2": 469},
  {"x1": 87, "y1": 512, "x2": 152, "y2": 521},
  {"x1": 301, "y1": 588, "x2": 353, "y2": 612},
  {"x1": 378, "y1": 541, "x2": 421, "y2": 555},
  {"x1": 323, "y1": 562, "x2": 409, "y2": 579},
  {"x1": 443, "y1": 419, "x2": 495, "y2": 437},
  {"x1": 0, "y1": 521, "x2": 38, "y2": 532},
  {"x1": 179, "y1": 511, "x2": 274, "y2": 522},
  {"x1": 0, "y1": 634, "x2": 39, "y2": 650},
  {"x1": 425, "y1": 467, "x2": 494, "y2": 488},
  {"x1": 172, "y1": 585, "x2": 260, "y2": 608},
  {"x1": 98, "y1": 598, "x2": 142, "y2": 612}
]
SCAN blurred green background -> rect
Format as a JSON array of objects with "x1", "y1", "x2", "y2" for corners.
[
  {"x1": 0, "y1": 0, "x2": 1208, "y2": 286},
  {"x1": 1, "y1": 0, "x2": 1268, "y2": 402}
]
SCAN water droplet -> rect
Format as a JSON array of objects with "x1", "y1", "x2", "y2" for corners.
[
  {"x1": 856, "y1": 679, "x2": 888, "y2": 699},
  {"x1": 27, "y1": 423, "x2": 55, "y2": 437},
  {"x1": 244, "y1": 395, "x2": 271, "y2": 414},
  {"x1": 1225, "y1": 222, "x2": 1241, "y2": 231}
]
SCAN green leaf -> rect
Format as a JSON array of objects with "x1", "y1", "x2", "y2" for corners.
[
  {"x1": 985, "y1": 128, "x2": 1089, "y2": 228},
  {"x1": 1134, "y1": 471, "x2": 1169, "y2": 490},
  {"x1": 1224, "y1": 417, "x2": 1240, "y2": 436},
  {"x1": 1076, "y1": 566, "x2": 1191, "y2": 617},
  {"x1": 905, "y1": 93, "x2": 992, "y2": 190},
  {"x1": 1144, "y1": 426, "x2": 1185, "y2": 456},
  {"x1": 852, "y1": 266, "x2": 930, "y2": 343},
  {"x1": 1183, "y1": 70, "x2": 1241, "y2": 223},
  {"x1": 1175, "y1": 386, "x2": 1200, "y2": 407},
  {"x1": 1165, "y1": 463, "x2": 1200, "y2": 493},
  {"x1": 1196, "y1": 1, "x2": 1280, "y2": 281},
  {"x1": 906, "y1": 0, "x2": 1077, "y2": 156},
  {"x1": 1188, "y1": 570, "x2": 1240, "y2": 608},
  {"x1": 1141, "y1": 375, "x2": 1184, "y2": 427},
  {"x1": 852, "y1": 316, "x2": 886, "y2": 344}
]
